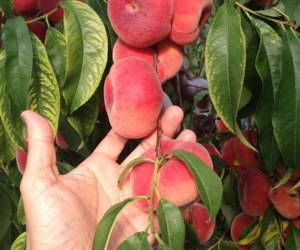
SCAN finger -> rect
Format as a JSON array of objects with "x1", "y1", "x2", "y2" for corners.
[
  {"x1": 122, "y1": 106, "x2": 184, "y2": 165},
  {"x1": 176, "y1": 129, "x2": 197, "y2": 142},
  {"x1": 21, "y1": 111, "x2": 58, "y2": 183},
  {"x1": 91, "y1": 130, "x2": 127, "y2": 161}
]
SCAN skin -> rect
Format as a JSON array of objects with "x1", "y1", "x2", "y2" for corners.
[{"x1": 20, "y1": 106, "x2": 196, "y2": 250}]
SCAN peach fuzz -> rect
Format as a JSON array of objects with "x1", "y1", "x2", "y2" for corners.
[
  {"x1": 104, "y1": 58, "x2": 163, "y2": 139},
  {"x1": 113, "y1": 38, "x2": 183, "y2": 83},
  {"x1": 130, "y1": 139, "x2": 213, "y2": 211},
  {"x1": 238, "y1": 168, "x2": 271, "y2": 217},
  {"x1": 108, "y1": 0, "x2": 173, "y2": 48},
  {"x1": 183, "y1": 203, "x2": 216, "y2": 243},
  {"x1": 269, "y1": 181, "x2": 300, "y2": 219},
  {"x1": 231, "y1": 212, "x2": 256, "y2": 250},
  {"x1": 234, "y1": 130, "x2": 260, "y2": 169}
]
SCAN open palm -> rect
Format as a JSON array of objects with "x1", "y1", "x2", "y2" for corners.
[{"x1": 20, "y1": 107, "x2": 196, "y2": 250}]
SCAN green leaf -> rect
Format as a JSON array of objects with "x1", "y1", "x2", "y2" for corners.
[
  {"x1": 0, "y1": 116, "x2": 16, "y2": 166},
  {"x1": 205, "y1": 3, "x2": 254, "y2": 150},
  {"x1": 62, "y1": 1, "x2": 108, "y2": 113},
  {"x1": 286, "y1": 224, "x2": 300, "y2": 250},
  {"x1": 0, "y1": 0, "x2": 12, "y2": 18},
  {"x1": 10, "y1": 232, "x2": 26, "y2": 250},
  {"x1": 28, "y1": 34, "x2": 60, "y2": 134},
  {"x1": 169, "y1": 150, "x2": 223, "y2": 219},
  {"x1": 0, "y1": 50, "x2": 25, "y2": 151},
  {"x1": 117, "y1": 232, "x2": 152, "y2": 250},
  {"x1": 3, "y1": 16, "x2": 32, "y2": 110},
  {"x1": 252, "y1": 18, "x2": 282, "y2": 172},
  {"x1": 272, "y1": 168, "x2": 293, "y2": 190},
  {"x1": 0, "y1": 190, "x2": 11, "y2": 242},
  {"x1": 66, "y1": 93, "x2": 98, "y2": 141},
  {"x1": 17, "y1": 197, "x2": 26, "y2": 225},
  {"x1": 45, "y1": 27, "x2": 67, "y2": 89},
  {"x1": 272, "y1": 31, "x2": 300, "y2": 170},
  {"x1": 157, "y1": 199, "x2": 185, "y2": 250},
  {"x1": 92, "y1": 197, "x2": 147, "y2": 250},
  {"x1": 118, "y1": 157, "x2": 154, "y2": 188},
  {"x1": 194, "y1": 92, "x2": 207, "y2": 108},
  {"x1": 281, "y1": 0, "x2": 300, "y2": 26}
]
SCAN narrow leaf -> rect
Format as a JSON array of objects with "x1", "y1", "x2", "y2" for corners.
[
  {"x1": 205, "y1": 3, "x2": 253, "y2": 149},
  {"x1": 66, "y1": 93, "x2": 98, "y2": 141},
  {"x1": 157, "y1": 199, "x2": 185, "y2": 250},
  {"x1": 17, "y1": 197, "x2": 26, "y2": 225},
  {"x1": 10, "y1": 232, "x2": 27, "y2": 250},
  {"x1": 62, "y1": 1, "x2": 108, "y2": 113},
  {"x1": 118, "y1": 157, "x2": 154, "y2": 188},
  {"x1": 252, "y1": 18, "x2": 281, "y2": 172},
  {"x1": 28, "y1": 34, "x2": 60, "y2": 134},
  {"x1": 45, "y1": 27, "x2": 67, "y2": 88},
  {"x1": 272, "y1": 168, "x2": 293, "y2": 190},
  {"x1": 0, "y1": 190, "x2": 12, "y2": 241},
  {"x1": 0, "y1": 116, "x2": 16, "y2": 165},
  {"x1": 3, "y1": 16, "x2": 32, "y2": 110},
  {"x1": 117, "y1": 232, "x2": 152, "y2": 250},
  {"x1": 169, "y1": 150, "x2": 223, "y2": 219},
  {"x1": 0, "y1": 0, "x2": 12, "y2": 18},
  {"x1": 272, "y1": 31, "x2": 300, "y2": 170},
  {"x1": 286, "y1": 224, "x2": 300, "y2": 250},
  {"x1": 92, "y1": 197, "x2": 147, "y2": 250}
]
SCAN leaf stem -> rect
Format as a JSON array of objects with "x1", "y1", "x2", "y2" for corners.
[
  {"x1": 235, "y1": 2, "x2": 293, "y2": 27},
  {"x1": 26, "y1": 8, "x2": 58, "y2": 24}
]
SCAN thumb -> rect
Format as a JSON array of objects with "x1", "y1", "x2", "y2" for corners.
[{"x1": 21, "y1": 111, "x2": 58, "y2": 184}]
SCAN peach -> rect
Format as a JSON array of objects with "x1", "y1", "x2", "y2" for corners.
[
  {"x1": 231, "y1": 212, "x2": 256, "y2": 250},
  {"x1": 108, "y1": 0, "x2": 173, "y2": 48},
  {"x1": 238, "y1": 168, "x2": 271, "y2": 216},
  {"x1": 113, "y1": 38, "x2": 183, "y2": 83},
  {"x1": 269, "y1": 181, "x2": 300, "y2": 219},
  {"x1": 215, "y1": 119, "x2": 229, "y2": 133},
  {"x1": 16, "y1": 142, "x2": 28, "y2": 175},
  {"x1": 55, "y1": 131, "x2": 69, "y2": 150},
  {"x1": 203, "y1": 143, "x2": 222, "y2": 173},
  {"x1": 234, "y1": 130, "x2": 260, "y2": 169},
  {"x1": 27, "y1": 21, "x2": 47, "y2": 43},
  {"x1": 221, "y1": 137, "x2": 244, "y2": 173},
  {"x1": 130, "y1": 139, "x2": 213, "y2": 211},
  {"x1": 291, "y1": 217, "x2": 300, "y2": 230},
  {"x1": 169, "y1": 0, "x2": 212, "y2": 45},
  {"x1": 253, "y1": 0, "x2": 273, "y2": 8},
  {"x1": 276, "y1": 165, "x2": 300, "y2": 181},
  {"x1": 183, "y1": 203, "x2": 216, "y2": 243},
  {"x1": 104, "y1": 58, "x2": 163, "y2": 138},
  {"x1": 13, "y1": 0, "x2": 38, "y2": 15}
]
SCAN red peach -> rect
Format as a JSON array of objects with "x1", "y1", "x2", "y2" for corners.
[
  {"x1": 108, "y1": 0, "x2": 173, "y2": 48},
  {"x1": 130, "y1": 139, "x2": 213, "y2": 211},
  {"x1": 183, "y1": 203, "x2": 216, "y2": 243},
  {"x1": 203, "y1": 143, "x2": 222, "y2": 173},
  {"x1": 27, "y1": 21, "x2": 47, "y2": 43},
  {"x1": 276, "y1": 165, "x2": 300, "y2": 181},
  {"x1": 221, "y1": 137, "x2": 244, "y2": 173},
  {"x1": 215, "y1": 119, "x2": 229, "y2": 133},
  {"x1": 234, "y1": 130, "x2": 260, "y2": 169},
  {"x1": 13, "y1": 0, "x2": 38, "y2": 15},
  {"x1": 231, "y1": 212, "x2": 256, "y2": 250},
  {"x1": 169, "y1": 28, "x2": 199, "y2": 46},
  {"x1": 269, "y1": 181, "x2": 300, "y2": 219},
  {"x1": 55, "y1": 131, "x2": 69, "y2": 150},
  {"x1": 238, "y1": 168, "x2": 271, "y2": 216},
  {"x1": 16, "y1": 142, "x2": 28, "y2": 175},
  {"x1": 104, "y1": 58, "x2": 163, "y2": 139},
  {"x1": 253, "y1": 0, "x2": 273, "y2": 8}
]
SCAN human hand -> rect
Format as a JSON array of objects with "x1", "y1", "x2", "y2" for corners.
[{"x1": 20, "y1": 106, "x2": 196, "y2": 250}]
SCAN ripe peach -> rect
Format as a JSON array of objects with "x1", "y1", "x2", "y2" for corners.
[
  {"x1": 16, "y1": 142, "x2": 28, "y2": 175},
  {"x1": 55, "y1": 131, "x2": 69, "y2": 150},
  {"x1": 113, "y1": 38, "x2": 183, "y2": 83},
  {"x1": 269, "y1": 181, "x2": 300, "y2": 219},
  {"x1": 234, "y1": 130, "x2": 260, "y2": 169},
  {"x1": 104, "y1": 58, "x2": 163, "y2": 139},
  {"x1": 276, "y1": 165, "x2": 300, "y2": 181},
  {"x1": 13, "y1": 0, "x2": 38, "y2": 15},
  {"x1": 130, "y1": 139, "x2": 213, "y2": 211},
  {"x1": 215, "y1": 119, "x2": 229, "y2": 133},
  {"x1": 108, "y1": 0, "x2": 173, "y2": 48},
  {"x1": 238, "y1": 168, "x2": 271, "y2": 216},
  {"x1": 27, "y1": 21, "x2": 47, "y2": 43},
  {"x1": 183, "y1": 203, "x2": 216, "y2": 243},
  {"x1": 231, "y1": 212, "x2": 256, "y2": 250},
  {"x1": 253, "y1": 0, "x2": 273, "y2": 8},
  {"x1": 203, "y1": 143, "x2": 222, "y2": 173},
  {"x1": 221, "y1": 137, "x2": 244, "y2": 173},
  {"x1": 169, "y1": 0, "x2": 212, "y2": 45}
]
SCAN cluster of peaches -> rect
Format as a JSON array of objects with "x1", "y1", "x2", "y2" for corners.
[
  {"x1": 209, "y1": 120, "x2": 300, "y2": 248},
  {"x1": 12, "y1": 0, "x2": 82, "y2": 43},
  {"x1": 104, "y1": 0, "x2": 220, "y2": 244}
]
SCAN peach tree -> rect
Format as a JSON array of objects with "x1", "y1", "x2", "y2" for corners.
[{"x1": 0, "y1": 0, "x2": 299, "y2": 249}]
